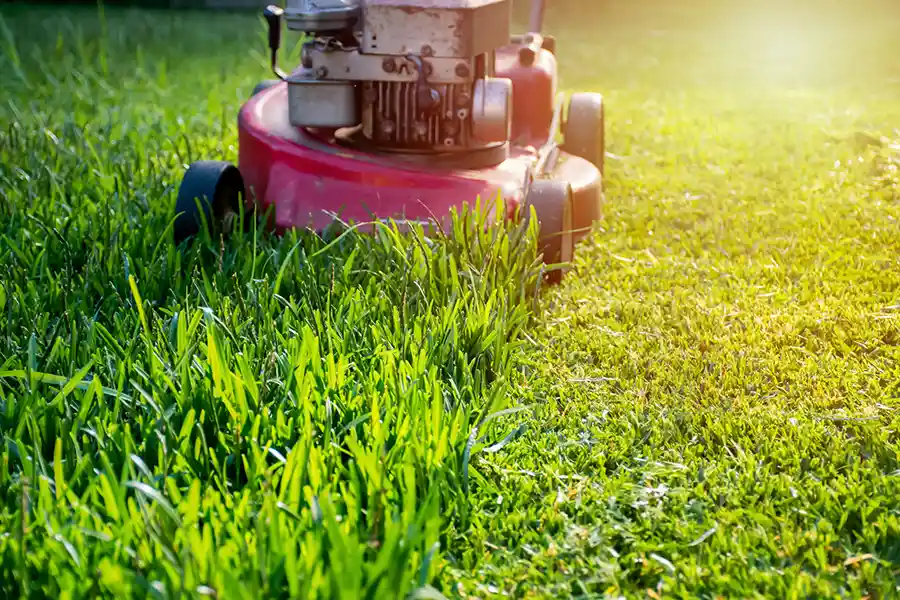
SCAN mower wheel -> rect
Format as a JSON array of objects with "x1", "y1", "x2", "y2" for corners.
[
  {"x1": 563, "y1": 92, "x2": 605, "y2": 178},
  {"x1": 526, "y1": 179, "x2": 574, "y2": 284},
  {"x1": 252, "y1": 79, "x2": 280, "y2": 97},
  {"x1": 542, "y1": 35, "x2": 556, "y2": 55},
  {"x1": 173, "y1": 161, "x2": 247, "y2": 246}
]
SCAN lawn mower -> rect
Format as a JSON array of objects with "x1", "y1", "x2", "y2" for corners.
[{"x1": 173, "y1": 0, "x2": 605, "y2": 280}]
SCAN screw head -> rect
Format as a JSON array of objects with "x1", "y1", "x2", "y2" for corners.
[
  {"x1": 382, "y1": 57, "x2": 396, "y2": 73},
  {"x1": 455, "y1": 62, "x2": 470, "y2": 78},
  {"x1": 420, "y1": 45, "x2": 434, "y2": 57},
  {"x1": 315, "y1": 66, "x2": 328, "y2": 78}
]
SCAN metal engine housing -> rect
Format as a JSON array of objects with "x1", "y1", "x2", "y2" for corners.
[{"x1": 283, "y1": 0, "x2": 513, "y2": 157}]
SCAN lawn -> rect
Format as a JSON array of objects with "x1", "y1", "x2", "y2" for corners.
[{"x1": 1, "y1": 0, "x2": 900, "y2": 598}]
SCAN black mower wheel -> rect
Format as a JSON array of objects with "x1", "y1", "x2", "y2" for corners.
[
  {"x1": 251, "y1": 79, "x2": 280, "y2": 97},
  {"x1": 526, "y1": 179, "x2": 575, "y2": 284},
  {"x1": 563, "y1": 92, "x2": 605, "y2": 178},
  {"x1": 173, "y1": 161, "x2": 247, "y2": 246}
]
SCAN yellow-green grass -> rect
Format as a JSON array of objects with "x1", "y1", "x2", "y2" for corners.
[{"x1": 1, "y1": 1, "x2": 899, "y2": 598}]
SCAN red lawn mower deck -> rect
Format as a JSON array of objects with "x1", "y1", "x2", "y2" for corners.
[{"x1": 173, "y1": 0, "x2": 606, "y2": 281}]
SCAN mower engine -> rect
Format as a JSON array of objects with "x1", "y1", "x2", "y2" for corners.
[
  {"x1": 173, "y1": 0, "x2": 607, "y2": 284},
  {"x1": 282, "y1": 0, "x2": 513, "y2": 157}
]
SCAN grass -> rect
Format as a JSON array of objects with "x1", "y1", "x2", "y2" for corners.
[{"x1": 1, "y1": 0, "x2": 900, "y2": 598}]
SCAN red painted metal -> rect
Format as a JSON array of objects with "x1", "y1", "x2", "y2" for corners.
[
  {"x1": 237, "y1": 43, "x2": 561, "y2": 233},
  {"x1": 495, "y1": 45, "x2": 557, "y2": 147}
]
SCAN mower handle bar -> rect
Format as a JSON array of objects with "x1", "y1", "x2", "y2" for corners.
[{"x1": 529, "y1": 0, "x2": 546, "y2": 34}]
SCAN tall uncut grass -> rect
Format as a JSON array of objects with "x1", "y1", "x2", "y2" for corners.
[{"x1": 0, "y1": 4, "x2": 548, "y2": 597}]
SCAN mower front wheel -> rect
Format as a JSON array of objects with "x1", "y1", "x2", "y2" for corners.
[
  {"x1": 563, "y1": 92, "x2": 605, "y2": 179},
  {"x1": 173, "y1": 161, "x2": 247, "y2": 246},
  {"x1": 526, "y1": 179, "x2": 574, "y2": 284}
]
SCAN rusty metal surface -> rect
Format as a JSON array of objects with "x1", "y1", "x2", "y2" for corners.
[
  {"x1": 364, "y1": 0, "x2": 505, "y2": 6},
  {"x1": 306, "y1": 47, "x2": 473, "y2": 84},
  {"x1": 361, "y1": 0, "x2": 510, "y2": 57},
  {"x1": 361, "y1": 80, "x2": 473, "y2": 149},
  {"x1": 279, "y1": 0, "x2": 517, "y2": 154}
]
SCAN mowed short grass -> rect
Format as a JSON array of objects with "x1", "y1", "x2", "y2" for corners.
[{"x1": 1, "y1": 1, "x2": 900, "y2": 598}]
